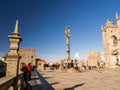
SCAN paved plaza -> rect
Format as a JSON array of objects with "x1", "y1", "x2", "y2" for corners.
[{"x1": 30, "y1": 68, "x2": 120, "y2": 90}]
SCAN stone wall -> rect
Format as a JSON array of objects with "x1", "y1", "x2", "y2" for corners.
[
  {"x1": 19, "y1": 48, "x2": 36, "y2": 66},
  {"x1": 87, "y1": 52, "x2": 101, "y2": 67},
  {"x1": 0, "y1": 73, "x2": 25, "y2": 90}
]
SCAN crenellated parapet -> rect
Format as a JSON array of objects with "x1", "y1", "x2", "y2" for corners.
[
  {"x1": 20, "y1": 48, "x2": 36, "y2": 51},
  {"x1": 102, "y1": 20, "x2": 117, "y2": 31}
]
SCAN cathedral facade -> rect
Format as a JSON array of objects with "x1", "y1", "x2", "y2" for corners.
[{"x1": 102, "y1": 13, "x2": 120, "y2": 68}]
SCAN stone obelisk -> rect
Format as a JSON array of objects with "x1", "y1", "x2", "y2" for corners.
[
  {"x1": 6, "y1": 20, "x2": 22, "y2": 76},
  {"x1": 65, "y1": 26, "x2": 71, "y2": 68}
]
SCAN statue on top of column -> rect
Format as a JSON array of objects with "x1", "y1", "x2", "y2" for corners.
[{"x1": 65, "y1": 26, "x2": 70, "y2": 38}]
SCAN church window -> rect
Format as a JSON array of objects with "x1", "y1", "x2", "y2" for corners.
[
  {"x1": 110, "y1": 35, "x2": 118, "y2": 45},
  {"x1": 113, "y1": 38, "x2": 117, "y2": 44}
]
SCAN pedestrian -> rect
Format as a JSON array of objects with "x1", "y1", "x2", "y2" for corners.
[
  {"x1": 97, "y1": 60, "x2": 101, "y2": 72},
  {"x1": 32, "y1": 65, "x2": 36, "y2": 72},
  {"x1": 101, "y1": 61, "x2": 105, "y2": 68},
  {"x1": 27, "y1": 63, "x2": 32, "y2": 80},
  {"x1": 116, "y1": 56, "x2": 119, "y2": 65},
  {"x1": 20, "y1": 62, "x2": 30, "y2": 89}
]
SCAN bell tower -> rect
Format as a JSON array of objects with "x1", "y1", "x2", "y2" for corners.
[{"x1": 102, "y1": 13, "x2": 120, "y2": 68}]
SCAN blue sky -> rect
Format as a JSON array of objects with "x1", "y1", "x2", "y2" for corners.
[{"x1": 0, "y1": 0, "x2": 120, "y2": 62}]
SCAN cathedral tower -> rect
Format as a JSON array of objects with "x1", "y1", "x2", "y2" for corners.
[{"x1": 102, "y1": 13, "x2": 120, "y2": 68}]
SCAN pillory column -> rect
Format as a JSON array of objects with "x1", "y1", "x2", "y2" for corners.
[
  {"x1": 65, "y1": 26, "x2": 71, "y2": 68},
  {"x1": 6, "y1": 20, "x2": 22, "y2": 76}
]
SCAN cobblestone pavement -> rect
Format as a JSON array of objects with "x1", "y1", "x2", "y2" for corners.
[
  {"x1": 29, "y1": 69, "x2": 120, "y2": 90},
  {"x1": 39, "y1": 68, "x2": 120, "y2": 90}
]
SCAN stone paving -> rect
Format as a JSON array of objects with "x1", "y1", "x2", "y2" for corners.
[
  {"x1": 30, "y1": 68, "x2": 120, "y2": 90},
  {"x1": 29, "y1": 70, "x2": 54, "y2": 90}
]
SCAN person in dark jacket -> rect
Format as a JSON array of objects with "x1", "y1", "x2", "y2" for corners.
[{"x1": 20, "y1": 62, "x2": 30, "y2": 89}]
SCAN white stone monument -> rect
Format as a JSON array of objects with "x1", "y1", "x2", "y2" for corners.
[{"x1": 65, "y1": 26, "x2": 71, "y2": 68}]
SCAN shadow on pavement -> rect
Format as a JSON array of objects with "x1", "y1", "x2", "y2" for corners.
[
  {"x1": 50, "y1": 82, "x2": 59, "y2": 85},
  {"x1": 35, "y1": 71, "x2": 55, "y2": 90},
  {"x1": 44, "y1": 76, "x2": 53, "y2": 79},
  {"x1": 63, "y1": 82, "x2": 85, "y2": 90}
]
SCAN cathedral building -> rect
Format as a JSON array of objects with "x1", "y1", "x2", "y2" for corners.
[{"x1": 102, "y1": 13, "x2": 120, "y2": 68}]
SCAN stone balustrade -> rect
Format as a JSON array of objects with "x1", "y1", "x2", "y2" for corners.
[{"x1": 0, "y1": 73, "x2": 25, "y2": 90}]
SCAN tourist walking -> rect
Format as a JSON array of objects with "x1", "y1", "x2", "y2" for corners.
[
  {"x1": 20, "y1": 62, "x2": 30, "y2": 89},
  {"x1": 97, "y1": 60, "x2": 101, "y2": 72},
  {"x1": 27, "y1": 63, "x2": 32, "y2": 80}
]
